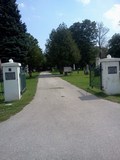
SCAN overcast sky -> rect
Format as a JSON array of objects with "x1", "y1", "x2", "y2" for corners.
[{"x1": 17, "y1": 0, "x2": 120, "y2": 51}]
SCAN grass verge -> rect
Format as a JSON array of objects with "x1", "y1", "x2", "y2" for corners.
[
  {"x1": 0, "y1": 72, "x2": 39, "y2": 122},
  {"x1": 61, "y1": 71, "x2": 120, "y2": 103}
]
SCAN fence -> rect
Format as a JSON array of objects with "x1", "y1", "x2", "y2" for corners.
[
  {"x1": 0, "y1": 69, "x2": 4, "y2": 101},
  {"x1": 20, "y1": 68, "x2": 26, "y2": 94},
  {"x1": 89, "y1": 64, "x2": 102, "y2": 89}
]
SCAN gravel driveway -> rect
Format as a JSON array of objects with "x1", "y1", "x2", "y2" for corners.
[{"x1": 0, "y1": 72, "x2": 120, "y2": 160}]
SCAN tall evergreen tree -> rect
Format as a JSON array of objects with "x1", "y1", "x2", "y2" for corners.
[{"x1": 0, "y1": 0, "x2": 27, "y2": 63}]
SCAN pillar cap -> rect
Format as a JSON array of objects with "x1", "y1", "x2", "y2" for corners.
[
  {"x1": 9, "y1": 59, "x2": 14, "y2": 63},
  {"x1": 107, "y1": 55, "x2": 112, "y2": 59}
]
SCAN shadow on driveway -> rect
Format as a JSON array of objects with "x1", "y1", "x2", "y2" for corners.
[
  {"x1": 39, "y1": 72, "x2": 63, "y2": 79},
  {"x1": 78, "y1": 90, "x2": 100, "y2": 101}
]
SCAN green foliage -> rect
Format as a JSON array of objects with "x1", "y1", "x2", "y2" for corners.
[
  {"x1": 0, "y1": 0, "x2": 44, "y2": 71},
  {"x1": 69, "y1": 19, "x2": 97, "y2": 67},
  {"x1": 89, "y1": 46, "x2": 99, "y2": 64},
  {"x1": 0, "y1": 0, "x2": 27, "y2": 63},
  {"x1": 45, "y1": 23, "x2": 80, "y2": 72},
  {"x1": 108, "y1": 33, "x2": 120, "y2": 57},
  {"x1": 25, "y1": 33, "x2": 44, "y2": 75}
]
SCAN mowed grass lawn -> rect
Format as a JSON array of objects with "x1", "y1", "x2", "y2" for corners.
[
  {"x1": 0, "y1": 72, "x2": 39, "y2": 122},
  {"x1": 62, "y1": 71, "x2": 120, "y2": 103}
]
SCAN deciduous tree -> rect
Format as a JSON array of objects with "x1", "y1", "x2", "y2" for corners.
[
  {"x1": 108, "y1": 33, "x2": 120, "y2": 58},
  {"x1": 45, "y1": 23, "x2": 80, "y2": 73},
  {"x1": 26, "y1": 33, "x2": 44, "y2": 77},
  {"x1": 69, "y1": 19, "x2": 97, "y2": 67},
  {"x1": 97, "y1": 22, "x2": 109, "y2": 58}
]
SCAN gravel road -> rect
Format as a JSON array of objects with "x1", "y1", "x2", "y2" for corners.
[{"x1": 0, "y1": 72, "x2": 120, "y2": 160}]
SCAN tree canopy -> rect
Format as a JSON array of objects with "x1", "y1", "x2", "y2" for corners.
[
  {"x1": 45, "y1": 23, "x2": 80, "y2": 73},
  {"x1": 69, "y1": 19, "x2": 98, "y2": 67},
  {"x1": 0, "y1": 0, "x2": 45, "y2": 76},
  {"x1": 0, "y1": 0, "x2": 27, "y2": 63},
  {"x1": 108, "y1": 33, "x2": 120, "y2": 58},
  {"x1": 25, "y1": 33, "x2": 44, "y2": 76}
]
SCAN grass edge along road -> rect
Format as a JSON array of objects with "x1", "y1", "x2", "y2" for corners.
[
  {"x1": 0, "y1": 72, "x2": 39, "y2": 122},
  {"x1": 61, "y1": 71, "x2": 120, "y2": 104}
]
